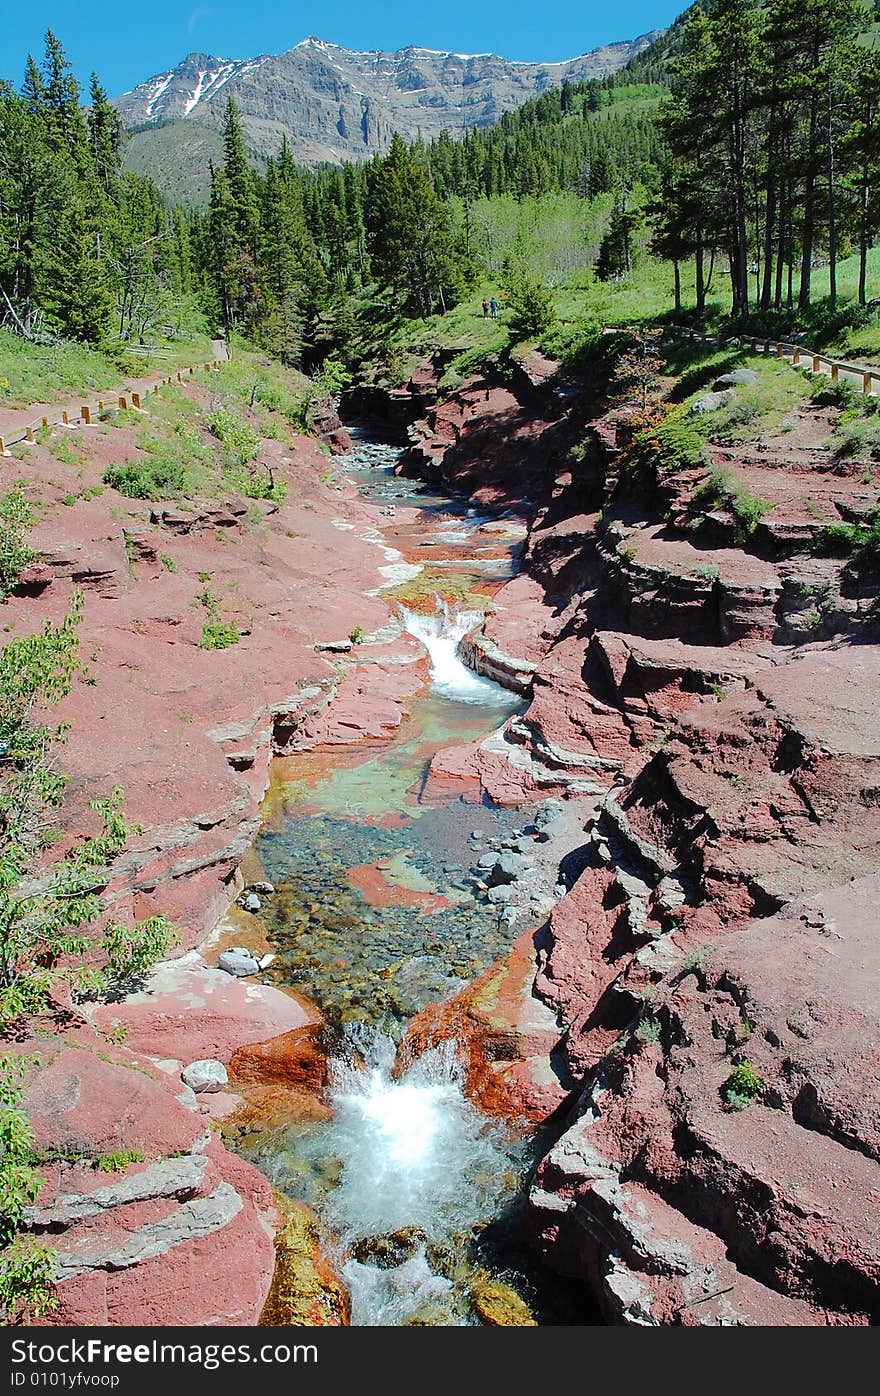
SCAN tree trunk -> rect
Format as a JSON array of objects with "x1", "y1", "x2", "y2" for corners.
[
  {"x1": 799, "y1": 49, "x2": 821, "y2": 311},
  {"x1": 774, "y1": 187, "x2": 786, "y2": 312},
  {"x1": 827, "y1": 76, "x2": 837, "y2": 310},
  {"x1": 761, "y1": 181, "x2": 777, "y2": 312},
  {"x1": 730, "y1": 60, "x2": 750, "y2": 317},
  {"x1": 858, "y1": 162, "x2": 869, "y2": 307}
]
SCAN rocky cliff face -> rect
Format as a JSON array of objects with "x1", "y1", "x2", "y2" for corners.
[
  {"x1": 384, "y1": 349, "x2": 880, "y2": 1325},
  {"x1": 5, "y1": 376, "x2": 424, "y2": 1325},
  {"x1": 117, "y1": 32, "x2": 660, "y2": 183}
]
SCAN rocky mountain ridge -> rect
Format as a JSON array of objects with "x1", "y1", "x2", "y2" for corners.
[{"x1": 117, "y1": 31, "x2": 660, "y2": 188}]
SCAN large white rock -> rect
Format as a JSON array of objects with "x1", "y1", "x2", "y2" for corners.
[
  {"x1": 218, "y1": 946, "x2": 261, "y2": 977},
  {"x1": 181, "y1": 1059, "x2": 228, "y2": 1093}
]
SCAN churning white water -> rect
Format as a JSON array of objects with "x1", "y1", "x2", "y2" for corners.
[
  {"x1": 317, "y1": 1025, "x2": 522, "y2": 1324},
  {"x1": 342, "y1": 1250, "x2": 455, "y2": 1327},
  {"x1": 400, "y1": 600, "x2": 510, "y2": 705},
  {"x1": 323, "y1": 1026, "x2": 513, "y2": 1241}
]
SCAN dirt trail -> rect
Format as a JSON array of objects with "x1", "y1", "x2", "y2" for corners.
[{"x1": 0, "y1": 339, "x2": 229, "y2": 447}]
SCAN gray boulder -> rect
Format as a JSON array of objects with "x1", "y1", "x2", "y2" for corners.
[
  {"x1": 218, "y1": 947, "x2": 261, "y2": 977},
  {"x1": 534, "y1": 799, "x2": 565, "y2": 830},
  {"x1": 241, "y1": 892, "x2": 261, "y2": 912},
  {"x1": 689, "y1": 390, "x2": 733, "y2": 416},
  {"x1": 712, "y1": 368, "x2": 758, "y2": 390},
  {"x1": 487, "y1": 884, "x2": 515, "y2": 904},
  {"x1": 534, "y1": 797, "x2": 567, "y2": 843},
  {"x1": 181, "y1": 1059, "x2": 228, "y2": 1093},
  {"x1": 489, "y1": 851, "x2": 528, "y2": 886}
]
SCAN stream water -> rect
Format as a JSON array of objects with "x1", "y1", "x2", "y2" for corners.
[{"x1": 229, "y1": 431, "x2": 580, "y2": 1325}]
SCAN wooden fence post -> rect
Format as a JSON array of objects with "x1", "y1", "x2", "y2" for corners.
[
  {"x1": 132, "y1": 392, "x2": 141, "y2": 409},
  {"x1": 81, "y1": 406, "x2": 91, "y2": 424},
  {"x1": 0, "y1": 437, "x2": 5, "y2": 454},
  {"x1": 25, "y1": 426, "x2": 35, "y2": 443},
  {"x1": 62, "y1": 411, "x2": 69, "y2": 424},
  {"x1": 831, "y1": 363, "x2": 839, "y2": 382},
  {"x1": 863, "y1": 372, "x2": 872, "y2": 394},
  {"x1": 118, "y1": 396, "x2": 128, "y2": 410},
  {"x1": 793, "y1": 348, "x2": 801, "y2": 366},
  {"x1": 813, "y1": 356, "x2": 820, "y2": 372}
]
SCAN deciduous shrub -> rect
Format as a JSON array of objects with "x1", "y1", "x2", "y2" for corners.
[
  {"x1": 0, "y1": 487, "x2": 35, "y2": 598},
  {"x1": 722, "y1": 1059, "x2": 765, "y2": 1109}
]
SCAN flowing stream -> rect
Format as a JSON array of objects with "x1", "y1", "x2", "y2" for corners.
[
  {"x1": 228, "y1": 430, "x2": 578, "y2": 1325},
  {"x1": 398, "y1": 601, "x2": 509, "y2": 705}
]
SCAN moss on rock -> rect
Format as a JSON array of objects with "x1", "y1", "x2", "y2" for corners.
[
  {"x1": 259, "y1": 1204, "x2": 350, "y2": 1326},
  {"x1": 470, "y1": 1270, "x2": 537, "y2": 1326}
]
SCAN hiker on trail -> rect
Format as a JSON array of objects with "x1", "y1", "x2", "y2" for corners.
[
  {"x1": 490, "y1": 297, "x2": 499, "y2": 319},
  {"x1": 482, "y1": 299, "x2": 489, "y2": 318}
]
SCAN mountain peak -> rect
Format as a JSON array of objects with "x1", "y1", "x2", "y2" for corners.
[{"x1": 118, "y1": 29, "x2": 662, "y2": 193}]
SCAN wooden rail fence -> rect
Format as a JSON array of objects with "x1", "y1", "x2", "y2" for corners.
[
  {"x1": 0, "y1": 360, "x2": 223, "y2": 456},
  {"x1": 670, "y1": 325, "x2": 880, "y2": 396}
]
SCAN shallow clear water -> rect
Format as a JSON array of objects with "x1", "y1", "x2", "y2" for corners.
[
  {"x1": 231, "y1": 431, "x2": 565, "y2": 1325},
  {"x1": 257, "y1": 663, "x2": 524, "y2": 1023}
]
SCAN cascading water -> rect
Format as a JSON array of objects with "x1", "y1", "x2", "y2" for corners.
[
  {"x1": 324, "y1": 1025, "x2": 517, "y2": 1241},
  {"x1": 321, "y1": 1024, "x2": 524, "y2": 1326},
  {"x1": 400, "y1": 599, "x2": 510, "y2": 705},
  {"x1": 228, "y1": 426, "x2": 586, "y2": 1325}
]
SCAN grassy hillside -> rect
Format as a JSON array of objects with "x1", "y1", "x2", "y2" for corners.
[
  {"x1": 369, "y1": 240, "x2": 880, "y2": 393},
  {"x1": 123, "y1": 119, "x2": 247, "y2": 206},
  {"x1": 0, "y1": 328, "x2": 216, "y2": 410}
]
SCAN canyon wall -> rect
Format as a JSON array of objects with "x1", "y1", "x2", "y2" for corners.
[
  {"x1": 389, "y1": 349, "x2": 880, "y2": 1326},
  {"x1": 6, "y1": 383, "x2": 423, "y2": 1324},
  {"x1": 9, "y1": 340, "x2": 880, "y2": 1326}
]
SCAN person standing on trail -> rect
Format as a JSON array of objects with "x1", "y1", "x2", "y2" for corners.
[
  {"x1": 490, "y1": 297, "x2": 499, "y2": 319},
  {"x1": 482, "y1": 299, "x2": 489, "y2": 318}
]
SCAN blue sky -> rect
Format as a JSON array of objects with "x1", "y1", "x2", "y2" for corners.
[{"x1": 0, "y1": 2, "x2": 680, "y2": 95}]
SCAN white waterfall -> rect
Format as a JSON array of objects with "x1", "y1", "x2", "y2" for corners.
[
  {"x1": 400, "y1": 600, "x2": 509, "y2": 705},
  {"x1": 317, "y1": 1024, "x2": 520, "y2": 1325}
]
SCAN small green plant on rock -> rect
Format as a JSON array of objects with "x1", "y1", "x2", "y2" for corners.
[
  {"x1": 102, "y1": 916, "x2": 174, "y2": 984},
  {"x1": 722, "y1": 1059, "x2": 764, "y2": 1109},
  {"x1": 201, "y1": 621, "x2": 240, "y2": 650},
  {"x1": 692, "y1": 467, "x2": 770, "y2": 540},
  {"x1": 0, "y1": 1054, "x2": 57, "y2": 1320},
  {"x1": 0, "y1": 1236, "x2": 57, "y2": 1321},
  {"x1": 197, "y1": 586, "x2": 240, "y2": 650},
  {"x1": 94, "y1": 1149, "x2": 145, "y2": 1173},
  {"x1": 349, "y1": 625, "x2": 365, "y2": 644},
  {"x1": 0, "y1": 488, "x2": 35, "y2": 600},
  {"x1": 680, "y1": 944, "x2": 712, "y2": 978},
  {"x1": 635, "y1": 1012, "x2": 662, "y2": 1045}
]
